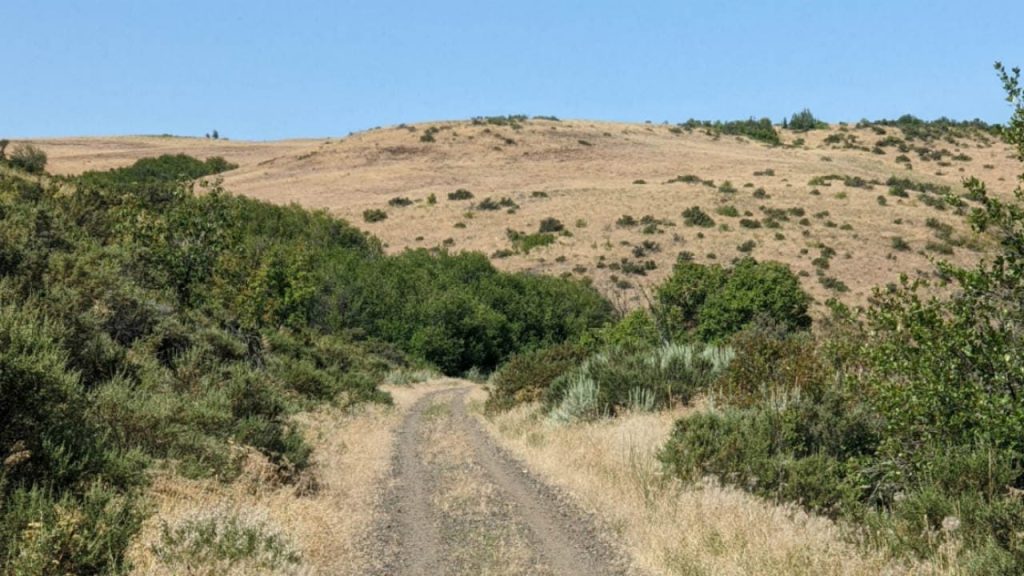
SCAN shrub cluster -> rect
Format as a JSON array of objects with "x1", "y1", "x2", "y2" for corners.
[
  {"x1": 0, "y1": 152, "x2": 612, "y2": 570},
  {"x1": 655, "y1": 257, "x2": 811, "y2": 342},
  {"x1": 4, "y1": 143, "x2": 48, "y2": 173},
  {"x1": 786, "y1": 108, "x2": 828, "y2": 131},
  {"x1": 659, "y1": 64, "x2": 1024, "y2": 572},
  {"x1": 546, "y1": 342, "x2": 734, "y2": 421}
]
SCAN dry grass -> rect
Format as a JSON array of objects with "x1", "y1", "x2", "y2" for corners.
[
  {"x1": 23, "y1": 121, "x2": 1019, "y2": 314},
  {"x1": 483, "y1": 402, "x2": 955, "y2": 576},
  {"x1": 127, "y1": 381, "x2": 459, "y2": 575}
]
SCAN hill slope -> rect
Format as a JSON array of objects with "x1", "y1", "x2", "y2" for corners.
[{"x1": 30, "y1": 118, "x2": 1019, "y2": 313}]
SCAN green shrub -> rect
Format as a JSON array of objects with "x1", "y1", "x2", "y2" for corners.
[
  {"x1": 716, "y1": 322, "x2": 827, "y2": 406},
  {"x1": 656, "y1": 258, "x2": 811, "y2": 342},
  {"x1": 716, "y1": 205, "x2": 740, "y2": 217},
  {"x1": 682, "y1": 206, "x2": 715, "y2": 227},
  {"x1": 736, "y1": 240, "x2": 756, "y2": 253},
  {"x1": 507, "y1": 229, "x2": 556, "y2": 253},
  {"x1": 787, "y1": 108, "x2": 828, "y2": 131},
  {"x1": 485, "y1": 343, "x2": 588, "y2": 413},
  {"x1": 448, "y1": 188, "x2": 474, "y2": 200},
  {"x1": 538, "y1": 217, "x2": 565, "y2": 233},
  {"x1": 2, "y1": 482, "x2": 144, "y2": 574},
  {"x1": 363, "y1": 208, "x2": 387, "y2": 222},
  {"x1": 546, "y1": 342, "x2": 734, "y2": 417},
  {"x1": 0, "y1": 149, "x2": 618, "y2": 571},
  {"x1": 7, "y1": 143, "x2": 48, "y2": 174},
  {"x1": 154, "y1": 512, "x2": 301, "y2": 572},
  {"x1": 388, "y1": 196, "x2": 413, "y2": 207}
]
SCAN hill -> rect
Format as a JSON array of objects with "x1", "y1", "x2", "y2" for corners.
[{"x1": 28, "y1": 117, "x2": 1018, "y2": 314}]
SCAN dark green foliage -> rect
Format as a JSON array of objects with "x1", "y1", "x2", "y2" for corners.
[
  {"x1": 818, "y1": 275, "x2": 849, "y2": 292},
  {"x1": 506, "y1": 229, "x2": 557, "y2": 253},
  {"x1": 363, "y1": 208, "x2": 387, "y2": 222},
  {"x1": 448, "y1": 188, "x2": 474, "y2": 200},
  {"x1": 389, "y1": 196, "x2": 413, "y2": 207},
  {"x1": 340, "y1": 248, "x2": 610, "y2": 373},
  {"x1": 0, "y1": 152, "x2": 612, "y2": 570},
  {"x1": 809, "y1": 174, "x2": 878, "y2": 189},
  {"x1": 860, "y1": 115, "x2": 998, "y2": 143},
  {"x1": 419, "y1": 126, "x2": 440, "y2": 142},
  {"x1": 787, "y1": 108, "x2": 828, "y2": 131},
  {"x1": 78, "y1": 154, "x2": 236, "y2": 191},
  {"x1": 476, "y1": 196, "x2": 518, "y2": 211},
  {"x1": 538, "y1": 217, "x2": 565, "y2": 233},
  {"x1": 472, "y1": 115, "x2": 527, "y2": 128},
  {"x1": 666, "y1": 174, "x2": 703, "y2": 184},
  {"x1": 681, "y1": 206, "x2": 715, "y2": 227},
  {"x1": 736, "y1": 240, "x2": 756, "y2": 253},
  {"x1": 485, "y1": 343, "x2": 588, "y2": 413},
  {"x1": 655, "y1": 258, "x2": 811, "y2": 342},
  {"x1": 6, "y1": 143, "x2": 48, "y2": 174},
  {"x1": 681, "y1": 117, "x2": 780, "y2": 145}
]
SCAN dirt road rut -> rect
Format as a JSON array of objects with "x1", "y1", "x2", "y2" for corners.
[{"x1": 368, "y1": 385, "x2": 636, "y2": 576}]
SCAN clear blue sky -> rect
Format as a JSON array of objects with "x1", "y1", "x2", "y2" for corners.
[{"x1": 4, "y1": 1, "x2": 1023, "y2": 140}]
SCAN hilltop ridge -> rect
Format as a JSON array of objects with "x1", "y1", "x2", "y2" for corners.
[{"x1": 27, "y1": 116, "x2": 1019, "y2": 312}]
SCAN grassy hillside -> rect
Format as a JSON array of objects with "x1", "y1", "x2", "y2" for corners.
[
  {"x1": 9, "y1": 75, "x2": 1024, "y2": 573},
  {"x1": 485, "y1": 66, "x2": 1024, "y2": 574},
  {"x1": 29, "y1": 115, "x2": 1017, "y2": 314}
]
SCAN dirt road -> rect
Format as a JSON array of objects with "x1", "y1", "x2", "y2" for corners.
[{"x1": 366, "y1": 384, "x2": 637, "y2": 576}]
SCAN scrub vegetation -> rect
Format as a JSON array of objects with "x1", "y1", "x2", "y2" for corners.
[{"x1": 0, "y1": 151, "x2": 607, "y2": 572}]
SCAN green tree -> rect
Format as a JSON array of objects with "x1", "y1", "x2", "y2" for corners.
[
  {"x1": 788, "y1": 108, "x2": 827, "y2": 131},
  {"x1": 655, "y1": 258, "x2": 810, "y2": 342}
]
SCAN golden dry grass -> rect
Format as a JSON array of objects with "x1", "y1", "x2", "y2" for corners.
[{"x1": 482, "y1": 402, "x2": 958, "y2": 576}]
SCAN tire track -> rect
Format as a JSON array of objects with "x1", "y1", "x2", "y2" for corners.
[{"x1": 371, "y1": 383, "x2": 636, "y2": 576}]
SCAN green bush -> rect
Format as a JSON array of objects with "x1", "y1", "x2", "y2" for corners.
[
  {"x1": 1, "y1": 482, "x2": 144, "y2": 574},
  {"x1": 538, "y1": 217, "x2": 565, "y2": 233},
  {"x1": 507, "y1": 229, "x2": 556, "y2": 253},
  {"x1": 363, "y1": 208, "x2": 387, "y2": 222},
  {"x1": 656, "y1": 258, "x2": 810, "y2": 342},
  {"x1": 7, "y1": 143, "x2": 47, "y2": 174},
  {"x1": 546, "y1": 342, "x2": 734, "y2": 414},
  {"x1": 448, "y1": 188, "x2": 474, "y2": 200},
  {"x1": 681, "y1": 206, "x2": 715, "y2": 227},
  {"x1": 787, "y1": 108, "x2": 828, "y2": 131},
  {"x1": 716, "y1": 322, "x2": 827, "y2": 406},
  {"x1": 485, "y1": 343, "x2": 588, "y2": 413},
  {"x1": 715, "y1": 205, "x2": 740, "y2": 217}
]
